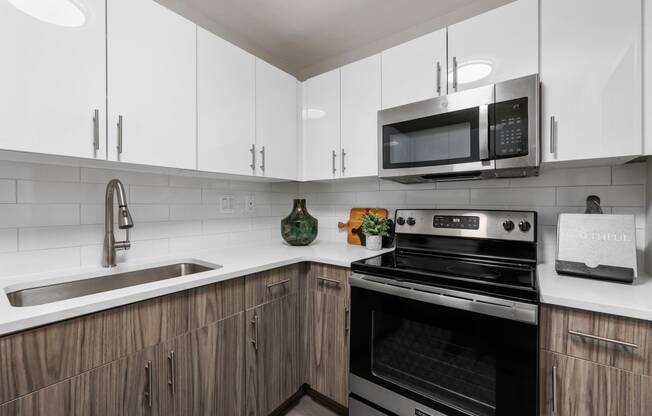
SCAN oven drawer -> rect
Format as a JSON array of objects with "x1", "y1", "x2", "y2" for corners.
[
  {"x1": 307, "y1": 263, "x2": 350, "y2": 298},
  {"x1": 540, "y1": 304, "x2": 652, "y2": 376}
]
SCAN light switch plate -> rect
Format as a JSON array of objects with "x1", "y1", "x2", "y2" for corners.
[{"x1": 220, "y1": 195, "x2": 234, "y2": 213}]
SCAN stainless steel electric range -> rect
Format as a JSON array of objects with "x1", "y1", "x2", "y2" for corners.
[{"x1": 349, "y1": 209, "x2": 539, "y2": 416}]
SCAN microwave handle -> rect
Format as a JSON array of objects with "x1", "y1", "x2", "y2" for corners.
[{"x1": 479, "y1": 104, "x2": 490, "y2": 160}]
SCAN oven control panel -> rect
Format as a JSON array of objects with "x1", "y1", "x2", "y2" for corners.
[
  {"x1": 395, "y1": 209, "x2": 536, "y2": 242},
  {"x1": 492, "y1": 97, "x2": 528, "y2": 159}
]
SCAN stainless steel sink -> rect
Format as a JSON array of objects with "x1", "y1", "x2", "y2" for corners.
[{"x1": 6, "y1": 262, "x2": 219, "y2": 307}]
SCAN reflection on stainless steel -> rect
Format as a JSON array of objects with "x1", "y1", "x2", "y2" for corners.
[{"x1": 6, "y1": 262, "x2": 218, "y2": 307}]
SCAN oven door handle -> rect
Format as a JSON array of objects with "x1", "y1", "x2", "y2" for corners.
[
  {"x1": 479, "y1": 104, "x2": 490, "y2": 160},
  {"x1": 350, "y1": 273, "x2": 538, "y2": 324}
]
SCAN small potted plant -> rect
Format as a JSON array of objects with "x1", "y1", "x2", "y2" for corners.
[{"x1": 360, "y1": 212, "x2": 390, "y2": 250}]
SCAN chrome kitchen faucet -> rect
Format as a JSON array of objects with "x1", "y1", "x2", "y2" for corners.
[{"x1": 103, "y1": 179, "x2": 134, "y2": 267}]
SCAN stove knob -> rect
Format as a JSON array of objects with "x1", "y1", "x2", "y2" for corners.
[
  {"x1": 519, "y1": 220, "x2": 532, "y2": 232},
  {"x1": 406, "y1": 217, "x2": 416, "y2": 226},
  {"x1": 396, "y1": 217, "x2": 406, "y2": 226},
  {"x1": 502, "y1": 220, "x2": 515, "y2": 232}
]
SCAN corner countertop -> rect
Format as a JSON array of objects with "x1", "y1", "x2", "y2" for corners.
[
  {"x1": 537, "y1": 264, "x2": 652, "y2": 321},
  {"x1": 0, "y1": 241, "x2": 392, "y2": 336}
]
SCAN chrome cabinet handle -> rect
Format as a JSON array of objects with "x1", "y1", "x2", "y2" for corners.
[
  {"x1": 250, "y1": 144, "x2": 256, "y2": 173},
  {"x1": 266, "y1": 279, "x2": 290, "y2": 289},
  {"x1": 549, "y1": 116, "x2": 556, "y2": 154},
  {"x1": 250, "y1": 314, "x2": 259, "y2": 351},
  {"x1": 568, "y1": 329, "x2": 639, "y2": 349},
  {"x1": 452, "y1": 57, "x2": 458, "y2": 92},
  {"x1": 341, "y1": 148, "x2": 346, "y2": 175},
  {"x1": 145, "y1": 360, "x2": 153, "y2": 408},
  {"x1": 331, "y1": 150, "x2": 337, "y2": 175},
  {"x1": 316, "y1": 276, "x2": 341, "y2": 286},
  {"x1": 259, "y1": 146, "x2": 265, "y2": 173},
  {"x1": 167, "y1": 350, "x2": 176, "y2": 395},
  {"x1": 551, "y1": 365, "x2": 557, "y2": 415},
  {"x1": 117, "y1": 115, "x2": 124, "y2": 156},
  {"x1": 436, "y1": 61, "x2": 442, "y2": 95},
  {"x1": 93, "y1": 109, "x2": 100, "y2": 156}
]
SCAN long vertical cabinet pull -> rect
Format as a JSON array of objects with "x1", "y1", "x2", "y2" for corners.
[
  {"x1": 145, "y1": 360, "x2": 153, "y2": 408},
  {"x1": 344, "y1": 306, "x2": 350, "y2": 335},
  {"x1": 549, "y1": 116, "x2": 556, "y2": 155},
  {"x1": 436, "y1": 61, "x2": 442, "y2": 95},
  {"x1": 250, "y1": 313, "x2": 259, "y2": 351},
  {"x1": 93, "y1": 109, "x2": 100, "y2": 157},
  {"x1": 551, "y1": 365, "x2": 558, "y2": 415},
  {"x1": 250, "y1": 144, "x2": 256, "y2": 174},
  {"x1": 259, "y1": 146, "x2": 266, "y2": 173},
  {"x1": 332, "y1": 150, "x2": 337, "y2": 175},
  {"x1": 117, "y1": 115, "x2": 124, "y2": 158},
  {"x1": 341, "y1": 148, "x2": 346, "y2": 175},
  {"x1": 167, "y1": 350, "x2": 176, "y2": 395},
  {"x1": 452, "y1": 57, "x2": 458, "y2": 92}
]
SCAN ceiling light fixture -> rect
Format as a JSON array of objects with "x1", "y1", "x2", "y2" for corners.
[
  {"x1": 451, "y1": 60, "x2": 493, "y2": 85},
  {"x1": 7, "y1": 0, "x2": 88, "y2": 28}
]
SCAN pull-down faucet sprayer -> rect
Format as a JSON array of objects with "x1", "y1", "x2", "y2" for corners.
[{"x1": 103, "y1": 179, "x2": 134, "y2": 267}]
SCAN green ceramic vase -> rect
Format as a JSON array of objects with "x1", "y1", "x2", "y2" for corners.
[{"x1": 281, "y1": 199, "x2": 318, "y2": 246}]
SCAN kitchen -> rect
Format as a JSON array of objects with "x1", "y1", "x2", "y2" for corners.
[{"x1": 0, "y1": 0, "x2": 650, "y2": 415}]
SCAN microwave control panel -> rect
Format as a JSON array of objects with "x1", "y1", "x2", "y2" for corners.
[{"x1": 492, "y1": 97, "x2": 528, "y2": 159}]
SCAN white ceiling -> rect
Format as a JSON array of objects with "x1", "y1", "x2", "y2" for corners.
[{"x1": 157, "y1": 0, "x2": 513, "y2": 79}]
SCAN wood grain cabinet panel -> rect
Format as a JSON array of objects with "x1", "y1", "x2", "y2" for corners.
[
  {"x1": 106, "y1": 344, "x2": 159, "y2": 416},
  {"x1": 541, "y1": 305, "x2": 652, "y2": 376},
  {"x1": 540, "y1": 350, "x2": 650, "y2": 416},
  {"x1": 246, "y1": 294, "x2": 300, "y2": 416},
  {"x1": 245, "y1": 264, "x2": 300, "y2": 309},
  {"x1": 307, "y1": 290, "x2": 349, "y2": 407},
  {"x1": 186, "y1": 277, "x2": 244, "y2": 331},
  {"x1": 307, "y1": 263, "x2": 350, "y2": 299}
]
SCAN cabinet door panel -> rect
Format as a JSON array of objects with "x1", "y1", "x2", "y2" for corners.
[
  {"x1": 246, "y1": 294, "x2": 299, "y2": 415},
  {"x1": 447, "y1": 0, "x2": 538, "y2": 92},
  {"x1": 256, "y1": 59, "x2": 297, "y2": 180},
  {"x1": 107, "y1": 0, "x2": 196, "y2": 169},
  {"x1": 106, "y1": 345, "x2": 159, "y2": 416},
  {"x1": 308, "y1": 291, "x2": 349, "y2": 407},
  {"x1": 245, "y1": 264, "x2": 301, "y2": 309},
  {"x1": 198, "y1": 28, "x2": 255, "y2": 176},
  {"x1": 381, "y1": 30, "x2": 447, "y2": 109},
  {"x1": 341, "y1": 55, "x2": 381, "y2": 178},
  {"x1": 0, "y1": 0, "x2": 106, "y2": 159},
  {"x1": 541, "y1": 0, "x2": 642, "y2": 162},
  {"x1": 302, "y1": 69, "x2": 341, "y2": 181}
]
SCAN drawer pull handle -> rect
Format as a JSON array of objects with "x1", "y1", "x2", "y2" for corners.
[
  {"x1": 266, "y1": 279, "x2": 290, "y2": 289},
  {"x1": 316, "y1": 276, "x2": 341, "y2": 286},
  {"x1": 568, "y1": 329, "x2": 638, "y2": 349}
]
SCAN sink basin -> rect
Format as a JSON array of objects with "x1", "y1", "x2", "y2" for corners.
[{"x1": 6, "y1": 262, "x2": 219, "y2": 307}]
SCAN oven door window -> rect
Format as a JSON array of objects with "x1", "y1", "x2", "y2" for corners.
[{"x1": 382, "y1": 107, "x2": 480, "y2": 169}]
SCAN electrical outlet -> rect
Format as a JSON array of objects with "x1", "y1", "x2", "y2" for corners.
[
  {"x1": 245, "y1": 193, "x2": 255, "y2": 213},
  {"x1": 220, "y1": 195, "x2": 235, "y2": 213}
]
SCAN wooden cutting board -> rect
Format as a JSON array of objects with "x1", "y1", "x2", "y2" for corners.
[{"x1": 337, "y1": 208, "x2": 388, "y2": 245}]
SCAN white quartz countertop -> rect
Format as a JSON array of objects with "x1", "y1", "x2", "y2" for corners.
[
  {"x1": 0, "y1": 241, "x2": 391, "y2": 336},
  {"x1": 537, "y1": 264, "x2": 652, "y2": 321}
]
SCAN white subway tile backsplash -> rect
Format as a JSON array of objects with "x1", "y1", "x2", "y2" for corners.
[
  {"x1": 0, "y1": 180, "x2": 16, "y2": 203},
  {"x1": 0, "y1": 229, "x2": 17, "y2": 253},
  {"x1": 0, "y1": 247, "x2": 81, "y2": 278},
  {"x1": 169, "y1": 234, "x2": 230, "y2": 253},
  {"x1": 80, "y1": 167, "x2": 169, "y2": 186},
  {"x1": 17, "y1": 181, "x2": 104, "y2": 204},
  {"x1": 612, "y1": 163, "x2": 646, "y2": 185},
  {"x1": 510, "y1": 166, "x2": 612, "y2": 188},
  {"x1": 405, "y1": 189, "x2": 470, "y2": 205},
  {"x1": 471, "y1": 187, "x2": 556, "y2": 206},
  {"x1": 0, "y1": 204, "x2": 79, "y2": 227},
  {"x1": 130, "y1": 186, "x2": 202, "y2": 204},
  {"x1": 0, "y1": 162, "x2": 79, "y2": 182},
  {"x1": 437, "y1": 178, "x2": 510, "y2": 190},
  {"x1": 556, "y1": 185, "x2": 644, "y2": 207},
  {"x1": 19, "y1": 225, "x2": 103, "y2": 251},
  {"x1": 132, "y1": 221, "x2": 202, "y2": 241},
  {"x1": 356, "y1": 191, "x2": 406, "y2": 205}
]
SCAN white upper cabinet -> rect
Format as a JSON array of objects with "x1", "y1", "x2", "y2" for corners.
[
  {"x1": 107, "y1": 0, "x2": 197, "y2": 170},
  {"x1": 0, "y1": 0, "x2": 106, "y2": 160},
  {"x1": 198, "y1": 27, "x2": 256, "y2": 176},
  {"x1": 541, "y1": 0, "x2": 642, "y2": 162},
  {"x1": 381, "y1": 30, "x2": 447, "y2": 109},
  {"x1": 302, "y1": 69, "x2": 341, "y2": 181},
  {"x1": 447, "y1": 0, "x2": 538, "y2": 92},
  {"x1": 341, "y1": 55, "x2": 382, "y2": 178},
  {"x1": 255, "y1": 59, "x2": 297, "y2": 180}
]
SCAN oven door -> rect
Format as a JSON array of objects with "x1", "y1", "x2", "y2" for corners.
[
  {"x1": 349, "y1": 274, "x2": 538, "y2": 416},
  {"x1": 378, "y1": 85, "x2": 495, "y2": 181}
]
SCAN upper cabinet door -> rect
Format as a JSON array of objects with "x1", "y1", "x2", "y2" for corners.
[
  {"x1": 541, "y1": 0, "x2": 642, "y2": 163},
  {"x1": 303, "y1": 69, "x2": 341, "y2": 181},
  {"x1": 340, "y1": 55, "x2": 382, "y2": 178},
  {"x1": 107, "y1": 0, "x2": 196, "y2": 170},
  {"x1": 381, "y1": 30, "x2": 447, "y2": 109},
  {"x1": 255, "y1": 59, "x2": 297, "y2": 180},
  {"x1": 0, "y1": 0, "x2": 106, "y2": 160},
  {"x1": 198, "y1": 28, "x2": 256, "y2": 176},
  {"x1": 447, "y1": 0, "x2": 538, "y2": 93}
]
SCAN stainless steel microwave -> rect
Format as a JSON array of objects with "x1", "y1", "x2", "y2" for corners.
[{"x1": 378, "y1": 74, "x2": 540, "y2": 183}]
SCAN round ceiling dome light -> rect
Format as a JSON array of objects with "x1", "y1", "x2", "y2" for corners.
[
  {"x1": 452, "y1": 60, "x2": 493, "y2": 85},
  {"x1": 7, "y1": 0, "x2": 88, "y2": 27}
]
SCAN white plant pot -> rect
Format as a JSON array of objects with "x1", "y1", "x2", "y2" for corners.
[{"x1": 366, "y1": 235, "x2": 382, "y2": 251}]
